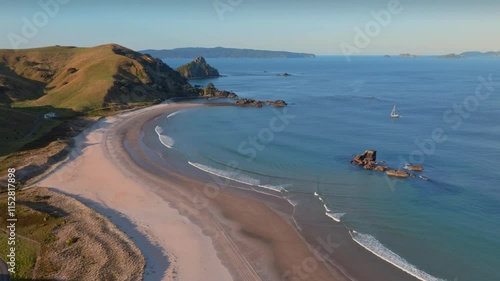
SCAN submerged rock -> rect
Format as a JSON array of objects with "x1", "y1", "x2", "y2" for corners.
[
  {"x1": 405, "y1": 164, "x2": 424, "y2": 172},
  {"x1": 374, "y1": 166, "x2": 388, "y2": 172},
  {"x1": 386, "y1": 169, "x2": 411, "y2": 178}
]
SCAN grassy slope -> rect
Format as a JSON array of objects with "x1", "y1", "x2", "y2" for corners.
[
  {"x1": 0, "y1": 44, "x2": 196, "y2": 112},
  {"x1": 0, "y1": 43, "x2": 200, "y2": 158}
]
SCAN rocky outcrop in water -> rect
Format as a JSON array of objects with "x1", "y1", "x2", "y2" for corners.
[
  {"x1": 235, "y1": 98, "x2": 288, "y2": 108},
  {"x1": 176, "y1": 56, "x2": 221, "y2": 79},
  {"x1": 351, "y1": 150, "x2": 377, "y2": 170},
  {"x1": 265, "y1": 100, "x2": 287, "y2": 107},
  {"x1": 202, "y1": 83, "x2": 237, "y2": 98},
  {"x1": 351, "y1": 150, "x2": 427, "y2": 179}
]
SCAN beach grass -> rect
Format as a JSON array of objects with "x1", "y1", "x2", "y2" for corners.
[{"x1": 0, "y1": 196, "x2": 66, "y2": 280}]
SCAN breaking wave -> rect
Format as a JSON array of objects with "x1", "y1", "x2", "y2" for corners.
[
  {"x1": 350, "y1": 231, "x2": 445, "y2": 281},
  {"x1": 188, "y1": 161, "x2": 261, "y2": 186},
  {"x1": 258, "y1": 184, "x2": 291, "y2": 192},
  {"x1": 325, "y1": 212, "x2": 345, "y2": 223},
  {"x1": 155, "y1": 126, "x2": 174, "y2": 148}
]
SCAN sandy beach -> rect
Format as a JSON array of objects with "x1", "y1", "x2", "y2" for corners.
[{"x1": 38, "y1": 102, "x2": 419, "y2": 281}]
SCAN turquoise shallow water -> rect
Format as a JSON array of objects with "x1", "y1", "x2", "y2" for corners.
[{"x1": 158, "y1": 56, "x2": 500, "y2": 281}]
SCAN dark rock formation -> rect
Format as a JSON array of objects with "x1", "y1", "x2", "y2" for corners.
[
  {"x1": 236, "y1": 98, "x2": 288, "y2": 108},
  {"x1": 176, "y1": 56, "x2": 221, "y2": 79},
  {"x1": 236, "y1": 98, "x2": 264, "y2": 107},
  {"x1": 351, "y1": 150, "x2": 377, "y2": 170},
  {"x1": 351, "y1": 150, "x2": 425, "y2": 178},
  {"x1": 202, "y1": 82, "x2": 237, "y2": 98},
  {"x1": 265, "y1": 100, "x2": 287, "y2": 107},
  {"x1": 277, "y1": 73, "x2": 291, "y2": 76}
]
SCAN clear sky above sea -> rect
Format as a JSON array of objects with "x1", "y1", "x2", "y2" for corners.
[{"x1": 0, "y1": 0, "x2": 499, "y2": 55}]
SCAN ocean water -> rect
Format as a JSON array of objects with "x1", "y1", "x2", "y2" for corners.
[{"x1": 158, "y1": 56, "x2": 500, "y2": 281}]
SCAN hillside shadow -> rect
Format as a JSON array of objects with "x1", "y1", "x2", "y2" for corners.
[
  {"x1": 0, "y1": 105, "x2": 81, "y2": 157},
  {"x1": 0, "y1": 64, "x2": 46, "y2": 104},
  {"x1": 18, "y1": 200, "x2": 69, "y2": 218}
]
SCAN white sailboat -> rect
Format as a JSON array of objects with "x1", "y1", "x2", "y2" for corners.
[{"x1": 390, "y1": 105, "x2": 400, "y2": 118}]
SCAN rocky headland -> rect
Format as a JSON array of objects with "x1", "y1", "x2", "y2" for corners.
[{"x1": 176, "y1": 56, "x2": 221, "y2": 79}]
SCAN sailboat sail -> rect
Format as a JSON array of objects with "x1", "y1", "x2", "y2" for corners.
[{"x1": 390, "y1": 105, "x2": 400, "y2": 118}]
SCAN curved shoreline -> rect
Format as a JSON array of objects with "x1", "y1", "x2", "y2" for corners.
[{"x1": 39, "y1": 102, "x2": 421, "y2": 281}]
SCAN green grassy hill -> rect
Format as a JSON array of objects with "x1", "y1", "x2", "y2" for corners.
[
  {"x1": 0, "y1": 43, "x2": 202, "y2": 158},
  {"x1": 0, "y1": 44, "x2": 199, "y2": 112}
]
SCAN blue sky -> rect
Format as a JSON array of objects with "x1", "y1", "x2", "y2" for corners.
[{"x1": 1, "y1": 0, "x2": 499, "y2": 55}]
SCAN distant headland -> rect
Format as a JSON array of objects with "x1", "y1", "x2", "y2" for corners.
[
  {"x1": 437, "y1": 51, "x2": 500, "y2": 59},
  {"x1": 140, "y1": 47, "x2": 316, "y2": 59}
]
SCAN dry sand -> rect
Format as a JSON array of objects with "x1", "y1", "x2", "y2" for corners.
[{"x1": 38, "y1": 102, "x2": 350, "y2": 281}]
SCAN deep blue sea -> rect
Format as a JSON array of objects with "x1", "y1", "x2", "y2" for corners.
[{"x1": 159, "y1": 56, "x2": 500, "y2": 281}]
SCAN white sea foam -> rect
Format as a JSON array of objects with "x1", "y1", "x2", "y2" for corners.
[
  {"x1": 167, "y1": 109, "x2": 188, "y2": 119},
  {"x1": 323, "y1": 204, "x2": 332, "y2": 212},
  {"x1": 350, "y1": 231, "x2": 446, "y2": 281},
  {"x1": 325, "y1": 212, "x2": 345, "y2": 223},
  {"x1": 188, "y1": 161, "x2": 261, "y2": 186},
  {"x1": 155, "y1": 126, "x2": 174, "y2": 148},
  {"x1": 258, "y1": 184, "x2": 291, "y2": 192},
  {"x1": 314, "y1": 192, "x2": 325, "y2": 203},
  {"x1": 287, "y1": 198, "x2": 299, "y2": 207},
  {"x1": 258, "y1": 184, "x2": 283, "y2": 192}
]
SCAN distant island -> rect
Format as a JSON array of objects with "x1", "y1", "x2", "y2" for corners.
[
  {"x1": 140, "y1": 47, "x2": 316, "y2": 58},
  {"x1": 399, "y1": 53, "x2": 418, "y2": 58},
  {"x1": 176, "y1": 56, "x2": 221, "y2": 79},
  {"x1": 437, "y1": 53, "x2": 465, "y2": 59},
  {"x1": 437, "y1": 51, "x2": 500, "y2": 59}
]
